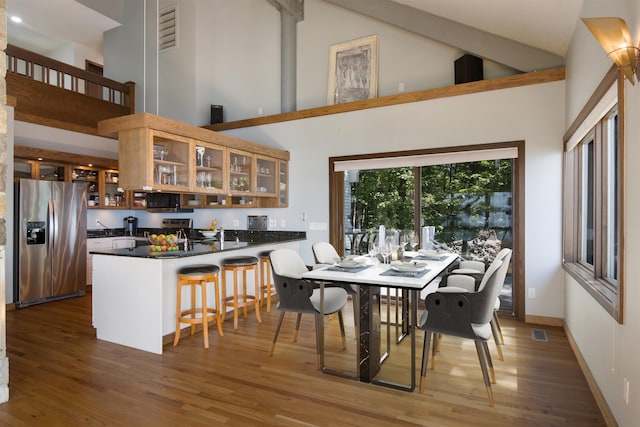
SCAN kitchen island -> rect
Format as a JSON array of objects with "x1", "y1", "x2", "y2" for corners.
[{"x1": 91, "y1": 233, "x2": 304, "y2": 354}]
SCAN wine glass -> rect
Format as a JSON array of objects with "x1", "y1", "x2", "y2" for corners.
[
  {"x1": 406, "y1": 231, "x2": 418, "y2": 252},
  {"x1": 380, "y1": 241, "x2": 392, "y2": 264},
  {"x1": 368, "y1": 239, "x2": 380, "y2": 264}
]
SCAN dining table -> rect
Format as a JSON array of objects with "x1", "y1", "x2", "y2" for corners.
[{"x1": 301, "y1": 251, "x2": 458, "y2": 392}]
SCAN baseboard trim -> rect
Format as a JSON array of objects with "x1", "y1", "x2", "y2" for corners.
[
  {"x1": 524, "y1": 315, "x2": 563, "y2": 327},
  {"x1": 564, "y1": 321, "x2": 618, "y2": 427}
]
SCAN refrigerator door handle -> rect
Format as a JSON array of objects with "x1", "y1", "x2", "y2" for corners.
[{"x1": 47, "y1": 199, "x2": 55, "y2": 251}]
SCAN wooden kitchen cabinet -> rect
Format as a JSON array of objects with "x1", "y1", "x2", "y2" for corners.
[
  {"x1": 98, "y1": 113, "x2": 290, "y2": 207},
  {"x1": 256, "y1": 160, "x2": 288, "y2": 208},
  {"x1": 195, "y1": 144, "x2": 226, "y2": 194},
  {"x1": 278, "y1": 160, "x2": 289, "y2": 207},
  {"x1": 103, "y1": 169, "x2": 127, "y2": 209},
  {"x1": 228, "y1": 149, "x2": 254, "y2": 194},
  {"x1": 72, "y1": 166, "x2": 101, "y2": 207},
  {"x1": 151, "y1": 132, "x2": 192, "y2": 191},
  {"x1": 72, "y1": 166, "x2": 128, "y2": 209},
  {"x1": 255, "y1": 155, "x2": 277, "y2": 196}
]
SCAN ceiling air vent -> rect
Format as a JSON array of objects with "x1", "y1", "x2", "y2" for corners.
[{"x1": 159, "y1": 6, "x2": 177, "y2": 53}]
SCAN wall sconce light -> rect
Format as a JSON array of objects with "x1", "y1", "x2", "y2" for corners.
[{"x1": 582, "y1": 17, "x2": 639, "y2": 84}]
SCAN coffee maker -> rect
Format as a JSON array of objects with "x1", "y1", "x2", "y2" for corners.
[{"x1": 123, "y1": 216, "x2": 138, "y2": 236}]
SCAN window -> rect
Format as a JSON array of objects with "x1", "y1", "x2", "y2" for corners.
[{"x1": 563, "y1": 67, "x2": 624, "y2": 322}]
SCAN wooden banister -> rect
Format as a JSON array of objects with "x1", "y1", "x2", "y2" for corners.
[
  {"x1": 6, "y1": 44, "x2": 134, "y2": 110},
  {"x1": 6, "y1": 44, "x2": 135, "y2": 135}
]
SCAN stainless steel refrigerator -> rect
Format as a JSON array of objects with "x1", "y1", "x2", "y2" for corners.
[{"x1": 14, "y1": 179, "x2": 87, "y2": 307}]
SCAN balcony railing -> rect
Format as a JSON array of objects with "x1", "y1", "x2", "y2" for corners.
[{"x1": 6, "y1": 44, "x2": 135, "y2": 135}]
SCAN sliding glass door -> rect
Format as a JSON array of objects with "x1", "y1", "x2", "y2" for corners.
[
  {"x1": 334, "y1": 143, "x2": 521, "y2": 317},
  {"x1": 420, "y1": 160, "x2": 513, "y2": 311}
]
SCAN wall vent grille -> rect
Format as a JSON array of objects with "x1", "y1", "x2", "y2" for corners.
[{"x1": 159, "y1": 6, "x2": 177, "y2": 53}]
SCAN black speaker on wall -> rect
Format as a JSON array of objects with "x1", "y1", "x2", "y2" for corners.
[
  {"x1": 454, "y1": 54, "x2": 483, "y2": 84},
  {"x1": 210, "y1": 105, "x2": 223, "y2": 124}
]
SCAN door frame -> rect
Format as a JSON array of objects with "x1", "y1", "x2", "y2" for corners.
[{"x1": 328, "y1": 141, "x2": 525, "y2": 320}]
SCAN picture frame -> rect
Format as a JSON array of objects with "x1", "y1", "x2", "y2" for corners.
[{"x1": 327, "y1": 35, "x2": 378, "y2": 105}]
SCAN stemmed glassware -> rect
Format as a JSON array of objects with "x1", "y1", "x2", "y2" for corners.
[
  {"x1": 368, "y1": 239, "x2": 380, "y2": 264},
  {"x1": 380, "y1": 238, "x2": 393, "y2": 264},
  {"x1": 406, "y1": 231, "x2": 418, "y2": 252}
]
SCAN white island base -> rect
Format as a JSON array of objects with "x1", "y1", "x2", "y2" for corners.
[{"x1": 92, "y1": 241, "x2": 299, "y2": 354}]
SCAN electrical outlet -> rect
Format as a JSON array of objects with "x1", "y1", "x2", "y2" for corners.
[
  {"x1": 280, "y1": 219, "x2": 286, "y2": 227},
  {"x1": 232, "y1": 219, "x2": 240, "y2": 227},
  {"x1": 528, "y1": 288, "x2": 536, "y2": 299},
  {"x1": 624, "y1": 378, "x2": 630, "y2": 404},
  {"x1": 269, "y1": 219, "x2": 277, "y2": 228},
  {"x1": 398, "y1": 82, "x2": 405, "y2": 92}
]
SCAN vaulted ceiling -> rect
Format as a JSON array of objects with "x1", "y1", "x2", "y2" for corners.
[{"x1": 7, "y1": 0, "x2": 583, "y2": 70}]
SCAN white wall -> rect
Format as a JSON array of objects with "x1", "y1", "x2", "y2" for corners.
[
  {"x1": 194, "y1": 0, "x2": 281, "y2": 125},
  {"x1": 297, "y1": 0, "x2": 516, "y2": 111},
  {"x1": 104, "y1": 0, "x2": 146, "y2": 114},
  {"x1": 104, "y1": 0, "x2": 516, "y2": 124},
  {"x1": 224, "y1": 80, "x2": 566, "y2": 320},
  {"x1": 564, "y1": 0, "x2": 640, "y2": 425},
  {"x1": 157, "y1": 0, "x2": 198, "y2": 123}
]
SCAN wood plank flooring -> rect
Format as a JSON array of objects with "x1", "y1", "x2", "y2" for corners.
[{"x1": 2, "y1": 294, "x2": 606, "y2": 426}]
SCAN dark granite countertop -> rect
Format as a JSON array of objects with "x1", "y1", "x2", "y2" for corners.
[
  {"x1": 88, "y1": 228, "x2": 305, "y2": 243},
  {"x1": 89, "y1": 232, "x2": 306, "y2": 259}
]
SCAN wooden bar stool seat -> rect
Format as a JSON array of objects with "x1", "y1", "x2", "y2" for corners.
[
  {"x1": 174, "y1": 264, "x2": 223, "y2": 349},
  {"x1": 258, "y1": 250, "x2": 277, "y2": 312},
  {"x1": 221, "y1": 256, "x2": 262, "y2": 331}
]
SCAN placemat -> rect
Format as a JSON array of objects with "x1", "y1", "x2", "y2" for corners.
[
  {"x1": 326, "y1": 265, "x2": 371, "y2": 273},
  {"x1": 379, "y1": 268, "x2": 431, "y2": 278}
]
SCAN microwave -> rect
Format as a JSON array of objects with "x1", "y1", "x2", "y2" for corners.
[{"x1": 145, "y1": 192, "x2": 193, "y2": 212}]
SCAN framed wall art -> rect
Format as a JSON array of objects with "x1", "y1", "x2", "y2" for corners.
[{"x1": 327, "y1": 35, "x2": 378, "y2": 105}]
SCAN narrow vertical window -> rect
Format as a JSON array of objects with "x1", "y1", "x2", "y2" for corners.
[
  {"x1": 579, "y1": 138, "x2": 594, "y2": 266},
  {"x1": 604, "y1": 109, "x2": 619, "y2": 282}
]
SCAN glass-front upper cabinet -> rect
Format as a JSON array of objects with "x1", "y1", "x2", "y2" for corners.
[
  {"x1": 278, "y1": 160, "x2": 289, "y2": 207},
  {"x1": 38, "y1": 162, "x2": 66, "y2": 181},
  {"x1": 152, "y1": 133, "x2": 191, "y2": 191},
  {"x1": 103, "y1": 169, "x2": 126, "y2": 208},
  {"x1": 256, "y1": 156, "x2": 277, "y2": 196},
  {"x1": 229, "y1": 150, "x2": 254, "y2": 194},
  {"x1": 72, "y1": 166, "x2": 100, "y2": 207},
  {"x1": 195, "y1": 144, "x2": 225, "y2": 193},
  {"x1": 14, "y1": 159, "x2": 33, "y2": 179}
]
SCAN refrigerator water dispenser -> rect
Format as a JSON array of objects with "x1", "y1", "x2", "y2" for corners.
[{"x1": 26, "y1": 221, "x2": 45, "y2": 245}]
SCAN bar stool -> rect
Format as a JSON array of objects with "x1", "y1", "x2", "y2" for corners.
[
  {"x1": 173, "y1": 264, "x2": 223, "y2": 349},
  {"x1": 221, "y1": 255, "x2": 262, "y2": 330},
  {"x1": 258, "y1": 250, "x2": 276, "y2": 312}
]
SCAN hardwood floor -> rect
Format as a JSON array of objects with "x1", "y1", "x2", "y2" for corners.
[{"x1": 2, "y1": 294, "x2": 606, "y2": 426}]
